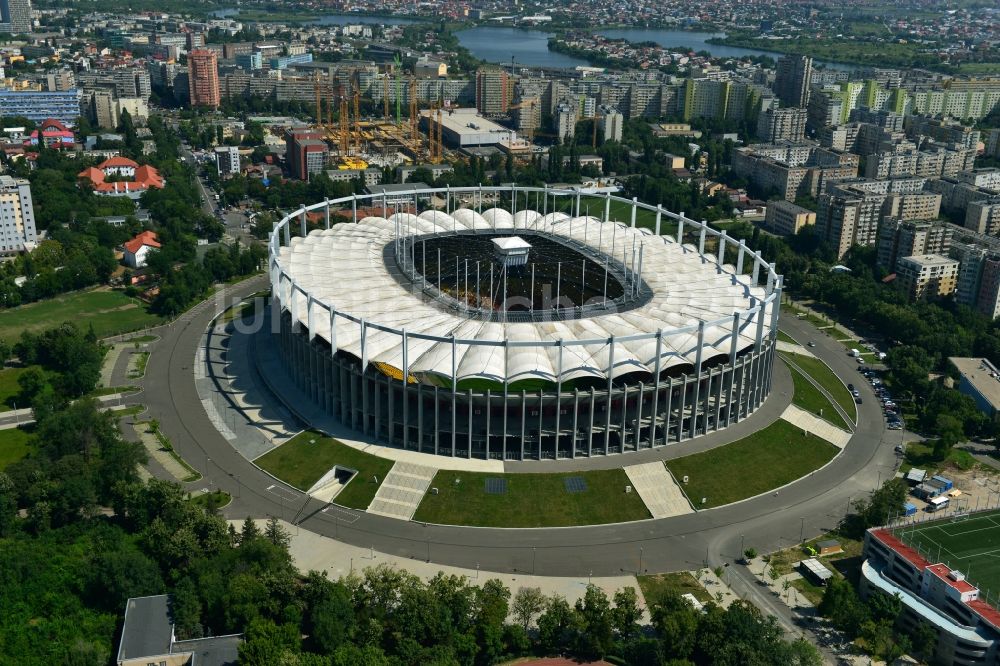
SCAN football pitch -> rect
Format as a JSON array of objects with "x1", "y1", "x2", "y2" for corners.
[{"x1": 893, "y1": 510, "x2": 1000, "y2": 602}]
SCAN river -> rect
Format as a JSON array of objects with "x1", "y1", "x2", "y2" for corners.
[{"x1": 455, "y1": 25, "x2": 856, "y2": 72}]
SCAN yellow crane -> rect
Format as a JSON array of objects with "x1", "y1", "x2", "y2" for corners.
[
  {"x1": 353, "y1": 89, "x2": 361, "y2": 154},
  {"x1": 338, "y1": 85, "x2": 349, "y2": 154}
]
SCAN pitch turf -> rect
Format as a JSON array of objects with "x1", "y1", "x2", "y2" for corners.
[{"x1": 894, "y1": 510, "x2": 1000, "y2": 601}]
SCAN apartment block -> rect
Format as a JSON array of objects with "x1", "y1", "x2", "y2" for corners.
[
  {"x1": 774, "y1": 54, "x2": 812, "y2": 108},
  {"x1": 757, "y1": 107, "x2": 807, "y2": 143},
  {"x1": 763, "y1": 200, "x2": 815, "y2": 236},
  {"x1": 188, "y1": 49, "x2": 220, "y2": 108},
  {"x1": 877, "y1": 219, "x2": 953, "y2": 271},
  {"x1": 0, "y1": 175, "x2": 35, "y2": 253},
  {"x1": 896, "y1": 254, "x2": 959, "y2": 299},
  {"x1": 285, "y1": 129, "x2": 328, "y2": 181}
]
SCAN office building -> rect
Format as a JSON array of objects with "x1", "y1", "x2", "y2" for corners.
[
  {"x1": 757, "y1": 107, "x2": 807, "y2": 143},
  {"x1": 0, "y1": 89, "x2": 80, "y2": 125},
  {"x1": 285, "y1": 129, "x2": 328, "y2": 181},
  {"x1": 774, "y1": 55, "x2": 812, "y2": 108},
  {"x1": 475, "y1": 67, "x2": 510, "y2": 116},
  {"x1": 235, "y1": 52, "x2": 263, "y2": 70},
  {"x1": 0, "y1": 175, "x2": 35, "y2": 253},
  {"x1": 764, "y1": 200, "x2": 815, "y2": 236},
  {"x1": 896, "y1": 254, "x2": 959, "y2": 299},
  {"x1": 599, "y1": 105, "x2": 623, "y2": 143},
  {"x1": 0, "y1": 0, "x2": 31, "y2": 34},
  {"x1": 188, "y1": 49, "x2": 220, "y2": 108},
  {"x1": 215, "y1": 146, "x2": 240, "y2": 176}
]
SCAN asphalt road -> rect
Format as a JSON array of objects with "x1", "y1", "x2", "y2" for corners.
[{"x1": 139, "y1": 285, "x2": 899, "y2": 583}]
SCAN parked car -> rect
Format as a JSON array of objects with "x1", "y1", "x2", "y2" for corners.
[{"x1": 847, "y1": 383, "x2": 855, "y2": 391}]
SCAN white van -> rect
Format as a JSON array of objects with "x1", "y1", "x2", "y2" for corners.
[
  {"x1": 850, "y1": 349, "x2": 861, "y2": 357},
  {"x1": 927, "y1": 496, "x2": 950, "y2": 512}
]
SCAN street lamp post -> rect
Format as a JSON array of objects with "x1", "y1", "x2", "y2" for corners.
[
  {"x1": 800, "y1": 517, "x2": 805, "y2": 544},
  {"x1": 532, "y1": 547, "x2": 537, "y2": 575}
]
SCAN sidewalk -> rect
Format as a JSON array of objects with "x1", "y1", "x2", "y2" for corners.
[{"x1": 239, "y1": 518, "x2": 652, "y2": 621}]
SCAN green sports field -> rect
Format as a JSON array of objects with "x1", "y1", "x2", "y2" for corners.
[{"x1": 894, "y1": 509, "x2": 1000, "y2": 601}]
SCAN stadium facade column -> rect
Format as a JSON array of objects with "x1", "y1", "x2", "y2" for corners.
[
  {"x1": 648, "y1": 331, "x2": 663, "y2": 446},
  {"x1": 690, "y1": 321, "x2": 705, "y2": 439}
]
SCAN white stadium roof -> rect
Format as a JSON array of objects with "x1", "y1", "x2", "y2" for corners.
[{"x1": 276, "y1": 207, "x2": 770, "y2": 384}]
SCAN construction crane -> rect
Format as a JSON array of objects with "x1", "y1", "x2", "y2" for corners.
[
  {"x1": 408, "y1": 77, "x2": 419, "y2": 147},
  {"x1": 314, "y1": 72, "x2": 323, "y2": 127},
  {"x1": 394, "y1": 54, "x2": 403, "y2": 126},
  {"x1": 427, "y1": 102, "x2": 444, "y2": 164},
  {"x1": 382, "y1": 72, "x2": 391, "y2": 121},
  {"x1": 353, "y1": 89, "x2": 361, "y2": 154},
  {"x1": 338, "y1": 85, "x2": 349, "y2": 154}
]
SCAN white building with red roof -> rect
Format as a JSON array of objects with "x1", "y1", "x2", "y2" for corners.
[
  {"x1": 123, "y1": 230, "x2": 160, "y2": 268},
  {"x1": 864, "y1": 527, "x2": 1000, "y2": 665},
  {"x1": 78, "y1": 156, "x2": 165, "y2": 200}
]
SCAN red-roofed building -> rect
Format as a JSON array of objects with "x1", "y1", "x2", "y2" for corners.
[
  {"x1": 123, "y1": 230, "x2": 160, "y2": 268},
  {"x1": 864, "y1": 527, "x2": 1000, "y2": 664},
  {"x1": 78, "y1": 157, "x2": 165, "y2": 200},
  {"x1": 25, "y1": 119, "x2": 75, "y2": 149}
]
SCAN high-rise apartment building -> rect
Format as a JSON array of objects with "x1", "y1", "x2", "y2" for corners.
[
  {"x1": 475, "y1": 67, "x2": 510, "y2": 116},
  {"x1": 774, "y1": 55, "x2": 812, "y2": 108},
  {"x1": 188, "y1": 49, "x2": 220, "y2": 109},
  {"x1": 757, "y1": 107, "x2": 807, "y2": 142},
  {"x1": 877, "y1": 219, "x2": 953, "y2": 271},
  {"x1": 896, "y1": 254, "x2": 959, "y2": 300},
  {"x1": 215, "y1": 146, "x2": 240, "y2": 177},
  {"x1": 0, "y1": 0, "x2": 31, "y2": 34},
  {"x1": 599, "y1": 105, "x2": 623, "y2": 143},
  {"x1": 0, "y1": 175, "x2": 36, "y2": 253},
  {"x1": 555, "y1": 99, "x2": 577, "y2": 141}
]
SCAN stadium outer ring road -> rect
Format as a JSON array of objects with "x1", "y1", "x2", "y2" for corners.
[{"x1": 141, "y1": 254, "x2": 897, "y2": 586}]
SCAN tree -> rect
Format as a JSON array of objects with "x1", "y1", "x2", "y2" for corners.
[
  {"x1": 612, "y1": 586, "x2": 642, "y2": 641},
  {"x1": 536, "y1": 596, "x2": 579, "y2": 654},
  {"x1": 264, "y1": 516, "x2": 290, "y2": 549},
  {"x1": 574, "y1": 584, "x2": 614, "y2": 659},
  {"x1": 511, "y1": 586, "x2": 545, "y2": 632},
  {"x1": 818, "y1": 578, "x2": 867, "y2": 636},
  {"x1": 743, "y1": 547, "x2": 757, "y2": 563}
]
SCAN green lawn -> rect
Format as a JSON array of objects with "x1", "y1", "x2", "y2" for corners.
[
  {"x1": 787, "y1": 364, "x2": 848, "y2": 430},
  {"x1": 255, "y1": 431, "x2": 394, "y2": 510},
  {"x1": 189, "y1": 490, "x2": 232, "y2": 511},
  {"x1": 638, "y1": 571, "x2": 712, "y2": 605},
  {"x1": 781, "y1": 352, "x2": 856, "y2": 422},
  {"x1": 413, "y1": 468, "x2": 650, "y2": 527},
  {"x1": 666, "y1": 419, "x2": 839, "y2": 509},
  {"x1": 0, "y1": 366, "x2": 34, "y2": 411},
  {"x1": 776, "y1": 330, "x2": 797, "y2": 344},
  {"x1": 0, "y1": 425, "x2": 33, "y2": 470},
  {"x1": 0, "y1": 289, "x2": 163, "y2": 341},
  {"x1": 901, "y1": 440, "x2": 977, "y2": 474}
]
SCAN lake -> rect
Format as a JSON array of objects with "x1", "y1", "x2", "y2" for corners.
[
  {"x1": 456, "y1": 25, "x2": 856, "y2": 72},
  {"x1": 598, "y1": 28, "x2": 857, "y2": 71},
  {"x1": 455, "y1": 26, "x2": 591, "y2": 69}
]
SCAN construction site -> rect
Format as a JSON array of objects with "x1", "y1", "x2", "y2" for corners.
[{"x1": 309, "y1": 62, "x2": 449, "y2": 173}]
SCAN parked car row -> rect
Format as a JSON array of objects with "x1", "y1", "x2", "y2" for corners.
[{"x1": 860, "y1": 368, "x2": 905, "y2": 430}]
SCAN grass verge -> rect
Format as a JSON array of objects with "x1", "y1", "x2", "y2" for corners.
[
  {"x1": 666, "y1": 419, "x2": 839, "y2": 509},
  {"x1": 0, "y1": 288, "x2": 163, "y2": 340},
  {"x1": 413, "y1": 468, "x2": 650, "y2": 527},
  {"x1": 787, "y1": 364, "x2": 848, "y2": 430},
  {"x1": 781, "y1": 352, "x2": 856, "y2": 421},
  {"x1": 189, "y1": 490, "x2": 232, "y2": 511},
  {"x1": 776, "y1": 330, "x2": 797, "y2": 344},
  {"x1": 0, "y1": 366, "x2": 33, "y2": 411},
  {"x1": 128, "y1": 352, "x2": 150, "y2": 379},
  {"x1": 900, "y1": 440, "x2": 978, "y2": 475},
  {"x1": 638, "y1": 572, "x2": 712, "y2": 605},
  {"x1": 255, "y1": 431, "x2": 394, "y2": 510},
  {"x1": 0, "y1": 425, "x2": 33, "y2": 470}
]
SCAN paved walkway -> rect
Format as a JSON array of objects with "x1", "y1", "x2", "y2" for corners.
[
  {"x1": 779, "y1": 405, "x2": 852, "y2": 449},
  {"x1": 367, "y1": 462, "x2": 437, "y2": 520},
  {"x1": 243, "y1": 518, "x2": 652, "y2": 623},
  {"x1": 775, "y1": 340, "x2": 815, "y2": 357},
  {"x1": 624, "y1": 462, "x2": 693, "y2": 518},
  {"x1": 130, "y1": 421, "x2": 193, "y2": 482},
  {"x1": 339, "y1": 439, "x2": 504, "y2": 472}
]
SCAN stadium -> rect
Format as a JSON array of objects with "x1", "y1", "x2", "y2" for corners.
[{"x1": 269, "y1": 185, "x2": 782, "y2": 461}]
